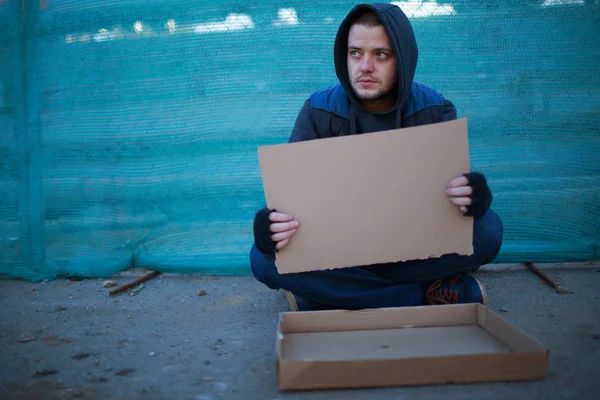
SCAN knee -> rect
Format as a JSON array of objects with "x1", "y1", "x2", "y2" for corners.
[
  {"x1": 473, "y1": 209, "x2": 504, "y2": 264},
  {"x1": 249, "y1": 244, "x2": 279, "y2": 289}
]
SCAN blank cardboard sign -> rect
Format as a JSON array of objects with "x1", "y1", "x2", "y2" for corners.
[{"x1": 257, "y1": 118, "x2": 474, "y2": 274}]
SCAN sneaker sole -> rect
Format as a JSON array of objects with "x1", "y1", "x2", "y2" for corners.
[
  {"x1": 284, "y1": 290, "x2": 299, "y2": 311},
  {"x1": 470, "y1": 274, "x2": 488, "y2": 305}
]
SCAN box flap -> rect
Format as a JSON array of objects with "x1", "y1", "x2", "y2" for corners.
[
  {"x1": 280, "y1": 304, "x2": 478, "y2": 334},
  {"x1": 258, "y1": 118, "x2": 474, "y2": 274},
  {"x1": 480, "y1": 307, "x2": 548, "y2": 353},
  {"x1": 278, "y1": 353, "x2": 547, "y2": 391}
]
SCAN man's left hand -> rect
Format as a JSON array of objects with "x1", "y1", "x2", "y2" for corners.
[{"x1": 445, "y1": 172, "x2": 493, "y2": 218}]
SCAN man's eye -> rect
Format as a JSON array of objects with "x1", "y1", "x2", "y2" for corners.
[
  {"x1": 377, "y1": 52, "x2": 387, "y2": 60},
  {"x1": 350, "y1": 51, "x2": 360, "y2": 57}
]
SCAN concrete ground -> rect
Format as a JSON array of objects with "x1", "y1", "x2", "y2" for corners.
[{"x1": 1, "y1": 262, "x2": 599, "y2": 400}]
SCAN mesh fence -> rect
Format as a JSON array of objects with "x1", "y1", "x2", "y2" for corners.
[{"x1": 1, "y1": 0, "x2": 599, "y2": 281}]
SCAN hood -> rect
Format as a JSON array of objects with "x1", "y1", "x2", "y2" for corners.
[{"x1": 334, "y1": 3, "x2": 418, "y2": 116}]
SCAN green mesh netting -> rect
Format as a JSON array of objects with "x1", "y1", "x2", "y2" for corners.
[{"x1": 1, "y1": 0, "x2": 599, "y2": 281}]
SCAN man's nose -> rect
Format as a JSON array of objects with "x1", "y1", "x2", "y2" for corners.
[{"x1": 360, "y1": 55, "x2": 374, "y2": 72}]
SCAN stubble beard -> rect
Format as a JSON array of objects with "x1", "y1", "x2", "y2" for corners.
[{"x1": 352, "y1": 76, "x2": 398, "y2": 105}]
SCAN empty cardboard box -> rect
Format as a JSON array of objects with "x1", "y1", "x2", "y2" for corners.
[{"x1": 276, "y1": 303, "x2": 548, "y2": 390}]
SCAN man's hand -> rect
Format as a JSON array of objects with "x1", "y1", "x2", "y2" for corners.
[
  {"x1": 445, "y1": 175, "x2": 472, "y2": 214},
  {"x1": 269, "y1": 212, "x2": 299, "y2": 250},
  {"x1": 253, "y1": 208, "x2": 300, "y2": 254},
  {"x1": 445, "y1": 172, "x2": 493, "y2": 218}
]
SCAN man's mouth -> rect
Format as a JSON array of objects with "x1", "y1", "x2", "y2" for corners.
[
  {"x1": 357, "y1": 79, "x2": 377, "y2": 88},
  {"x1": 357, "y1": 77, "x2": 377, "y2": 86}
]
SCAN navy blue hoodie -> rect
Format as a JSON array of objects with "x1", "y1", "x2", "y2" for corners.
[{"x1": 289, "y1": 2, "x2": 457, "y2": 141}]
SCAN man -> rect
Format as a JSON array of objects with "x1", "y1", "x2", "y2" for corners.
[{"x1": 250, "y1": 3, "x2": 503, "y2": 311}]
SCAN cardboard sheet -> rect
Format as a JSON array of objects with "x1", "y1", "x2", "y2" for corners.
[{"x1": 258, "y1": 118, "x2": 474, "y2": 274}]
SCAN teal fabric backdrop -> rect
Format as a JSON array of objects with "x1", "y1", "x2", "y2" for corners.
[{"x1": 1, "y1": 1, "x2": 599, "y2": 281}]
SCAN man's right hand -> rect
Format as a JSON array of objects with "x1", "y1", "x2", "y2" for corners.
[
  {"x1": 253, "y1": 207, "x2": 300, "y2": 254},
  {"x1": 269, "y1": 212, "x2": 299, "y2": 250}
]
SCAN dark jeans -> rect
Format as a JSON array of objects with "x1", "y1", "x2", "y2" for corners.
[{"x1": 249, "y1": 209, "x2": 503, "y2": 309}]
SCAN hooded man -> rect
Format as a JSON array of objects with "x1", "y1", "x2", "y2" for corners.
[{"x1": 250, "y1": 3, "x2": 504, "y2": 311}]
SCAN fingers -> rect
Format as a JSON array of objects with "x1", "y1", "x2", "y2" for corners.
[
  {"x1": 271, "y1": 220, "x2": 299, "y2": 233},
  {"x1": 449, "y1": 196, "x2": 472, "y2": 206},
  {"x1": 271, "y1": 228, "x2": 297, "y2": 242},
  {"x1": 445, "y1": 185, "x2": 472, "y2": 197},
  {"x1": 270, "y1": 212, "x2": 294, "y2": 222},
  {"x1": 447, "y1": 176, "x2": 473, "y2": 213},
  {"x1": 276, "y1": 238, "x2": 290, "y2": 250},
  {"x1": 447, "y1": 175, "x2": 469, "y2": 188},
  {"x1": 269, "y1": 211, "x2": 299, "y2": 251}
]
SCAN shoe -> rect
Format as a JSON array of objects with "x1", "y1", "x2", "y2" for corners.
[
  {"x1": 424, "y1": 274, "x2": 488, "y2": 305},
  {"x1": 284, "y1": 290, "x2": 330, "y2": 311},
  {"x1": 284, "y1": 290, "x2": 301, "y2": 311}
]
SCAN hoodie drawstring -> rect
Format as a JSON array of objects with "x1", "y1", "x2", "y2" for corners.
[{"x1": 349, "y1": 102, "x2": 357, "y2": 135}]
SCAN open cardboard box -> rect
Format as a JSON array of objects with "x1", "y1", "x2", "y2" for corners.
[{"x1": 276, "y1": 303, "x2": 548, "y2": 390}]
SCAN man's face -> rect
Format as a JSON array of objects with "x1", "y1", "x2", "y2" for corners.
[{"x1": 347, "y1": 23, "x2": 397, "y2": 105}]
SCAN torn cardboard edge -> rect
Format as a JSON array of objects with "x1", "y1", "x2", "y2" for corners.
[
  {"x1": 276, "y1": 304, "x2": 548, "y2": 390},
  {"x1": 257, "y1": 118, "x2": 474, "y2": 275}
]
